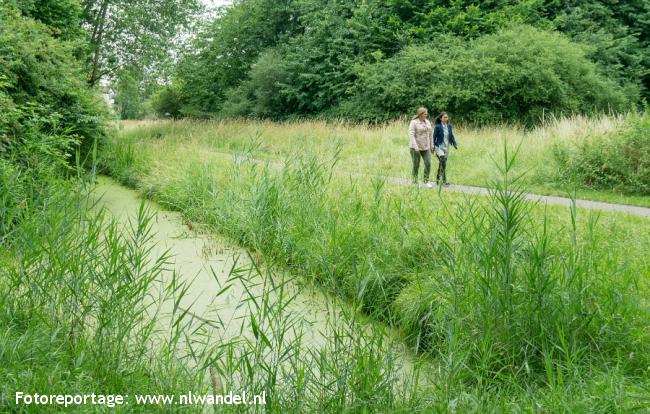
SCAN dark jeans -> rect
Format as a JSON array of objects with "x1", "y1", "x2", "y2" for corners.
[
  {"x1": 410, "y1": 148, "x2": 431, "y2": 183},
  {"x1": 436, "y1": 154, "x2": 447, "y2": 183}
]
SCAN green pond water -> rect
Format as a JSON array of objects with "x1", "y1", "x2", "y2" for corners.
[{"x1": 92, "y1": 176, "x2": 426, "y2": 381}]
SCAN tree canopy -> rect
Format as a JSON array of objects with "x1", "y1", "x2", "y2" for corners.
[{"x1": 169, "y1": 0, "x2": 650, "y2": 124}]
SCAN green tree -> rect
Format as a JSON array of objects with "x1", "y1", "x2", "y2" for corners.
[
  {"x1": 397, "y1": 0, "x2": 546, "y2": 39},
  {"x1": 0, "y1": 3, "x2": 104, "y2": 167},
  {"x1": 150, "y1": 84, "x2": 184, "y2": 118},
  {"x1": 551, "y1": 2, "x2": 646, "y2": 100},
  {"x1": 113, "y1": 70, "x2": 144, "y2": 119},
  {"x1": 8, "y1": 0, "x2": 84, "y2": 40},
  {"x1": 348, "y1": 26, "x2": 630, "y2": 124},
  {"x1": 220, "y1": 49, "x2": 292, "y2": 118},
  {"x1": 177, "y1": 0, "x2": 299, "y2": 117},
  {"x1": 82, "y1": 0, "x2": 201, "y2": 86},
  {"x1": 172, "y1": 0, "x2": 649, "y2": 121}
]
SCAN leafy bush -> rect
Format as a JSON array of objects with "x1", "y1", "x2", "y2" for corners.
[
  {"x1": 8, "y1": 0, "x2": 84, "y2": 40},
  {"x1": 220, "y1": 50, "x2": 292, "y2": 119},
  {"x1": 347, "y1": 26, "x2": 630, "y2": 124},
  {"x1": 150, "y1": 85, "x2": 185, "y2": 118},
  {"x1": 553, "y1": 109, "x2": 650, "y2": 195},
  {"x1": 0, "y1": 4, "x2": 105, "y2": 164}
]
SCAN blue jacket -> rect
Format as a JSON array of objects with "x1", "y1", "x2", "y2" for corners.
[{"x1": 432, "y1": 123, "x2": 458, "y2": 149}]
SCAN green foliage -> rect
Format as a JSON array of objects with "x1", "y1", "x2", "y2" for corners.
[
  {"x1": 552, "y1": 2, "x2": 646, "y2": 101},
  {"x1": 394, "y1": 0, "x2": 546, "y2": 39},
  {"x1": 173, "y1": 0, "x2": 649, "y2": 123},
  {"x1": 150, "y1": 85, "x2": 185, "y2": 118},
  {"x1": 220, "y1": 49, "x2": 292, "y2": 119},
  {"x1": 83, "y1": 0, "x2": 201, "y2": 86},
  {"x1": 9, "y1": 0, "x2": 84, "y2": 40},
  {"x1": 276, "y1": 0, "x2": 405, "y2": 114},
  {"x1": 0, "y1": 4, "x2": 105, "y2": 167},
  {"x1": 113, "y1": 70, "x2": 144, "y2": 119},
  {"x1": 177, "y1": 0, "x2": 298, "y2": 117},
  {"x1": 553, "y1": 109, "x2": 650, "y2": 195},
  {"x1": 98, "y1": 132, "x2": 150, "y2": 188},
  {"x1": 348, "y1": 26, "x2": 630, "y2": 124}
]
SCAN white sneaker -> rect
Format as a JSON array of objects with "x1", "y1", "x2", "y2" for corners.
[{"x1": 424, "y1": 182, "x2": 433, "y2": 189}]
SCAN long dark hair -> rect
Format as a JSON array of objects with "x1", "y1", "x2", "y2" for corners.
[{"x1": 434, "y1": 111, "x2": 448, "y2": 125}]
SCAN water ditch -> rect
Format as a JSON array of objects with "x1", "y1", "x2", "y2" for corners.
[{"x1": 92, "y1": 175, "x2": 430, "y2": 390}]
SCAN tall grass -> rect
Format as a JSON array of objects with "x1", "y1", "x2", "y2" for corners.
[
  {"x1": 113, "y1": 112, "x2": 650, "y2": 206},
  {"x1": 0, "y1": 170, "x2": 218, "y2": 412},
  {"x1": 0, "y1": 152, "x2": 434, "y2": 412},
  {"x1": 553, "y1": 108, "x2": 650, "y2": 195},
  {"x1": 99, "y1": 122, "x2": 650, "y2": 409}
]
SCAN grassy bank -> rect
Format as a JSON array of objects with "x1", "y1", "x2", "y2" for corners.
[
  {"x1": 0, "y1": 165, "x2": 214, "y2": 412},
  {"x1": 116, "y1": 113, "x2": 650, "y2": 207},
  {"x1": 1, "y1": 164, "x2": 440, "y2": 412},
  {"x1": 98, "y1": 121, "x2": 650, "y2": 410}
]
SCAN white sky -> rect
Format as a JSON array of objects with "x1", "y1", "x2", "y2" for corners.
[
  {"x1": 205, "y1": 0, "x2": 233, "y2": 5},
  {"x1": 201, "y1": 0, "x2": 233, "y2": 10}
]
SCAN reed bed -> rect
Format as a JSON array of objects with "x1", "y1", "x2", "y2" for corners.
[
  {"x1": 94, "y1": 122, "x2": 650, "y2": 410},
  {"x1": 0, "y1": 163, "x2": 436, "y2": 412}
]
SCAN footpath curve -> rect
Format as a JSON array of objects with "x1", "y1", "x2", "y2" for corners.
[
  {"x1": 366, "y1": 174, "x2": 650, "y2": 218},
  {"x1": 214, "y1": 151, "x2": 650, "y2": 218}
]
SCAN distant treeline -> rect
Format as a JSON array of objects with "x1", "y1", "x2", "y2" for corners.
[{"x1": 151, "y1": 0, "x2": 650, "y2": 124}]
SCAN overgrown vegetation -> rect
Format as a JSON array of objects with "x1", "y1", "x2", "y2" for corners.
[
  {"x1": 2, "y1": 0, "x2": 649, "y2": 411},
  {"x1": 162, "y1": 0, "x2": 650, "y2": 122},
  {"x1": 97, "y1": 122, "x2": 650, "y2": 410},
  {"x1": 1, "y1": 5, "x2": 431, "y2": 412},
  {"x1": 553, "y1": 108, "x2": 650, "y2": 195},
  {"x1": 0, "y1": 5, "x2": 105, "y2": 162},
  {"x1": 110, "y1": 115, "x2": 650, "y2": 205}
]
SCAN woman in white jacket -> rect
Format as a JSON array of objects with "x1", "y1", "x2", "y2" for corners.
[{"x1": 408, "y1": 107, "x2": 433, "y2": 188}]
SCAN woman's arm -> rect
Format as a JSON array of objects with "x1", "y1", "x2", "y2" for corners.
[
  {"x1": 449, "y1": 125, "x2": 458, "y2": 148},
  {"x1": 409, "y1": 120, "x2": 418, "y2": 150},
  {"x1": 432, "y1": 124, "x2": 440, "y2": 147}
]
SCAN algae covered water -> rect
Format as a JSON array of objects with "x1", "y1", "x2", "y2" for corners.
[{"x1": 92, "y1": 175, "x2": 423, "y2": 381}]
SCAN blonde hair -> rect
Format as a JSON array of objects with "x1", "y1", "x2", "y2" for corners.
[{"x1": 413, "y1": 107, "x2": 428, "y2": 120}]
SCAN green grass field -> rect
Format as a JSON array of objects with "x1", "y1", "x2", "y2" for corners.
[
  {"x1": 115, "y1": 114, "x2": 650, "y2": 207},
  {"x1": 91, "y1": 117, "x2": 650, "y2": 411},
  {"x1": 4, "y1": 1, "x2": 649, "y2": 411}
]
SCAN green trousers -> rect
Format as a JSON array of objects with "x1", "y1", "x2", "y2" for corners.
[{"x1": 410, "y1": 148, "x2": 431, "y2": 183}]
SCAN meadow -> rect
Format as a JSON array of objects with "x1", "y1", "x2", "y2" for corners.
[
  {"x1": 116, "y1": 112, "x2": 650, "y2": 208},
  {"x1": 4, "y1": 1, "x2": 649, "y2": 411},
  {"x1": 95, "y1": 116, "x2": 650, "y2": 411}
]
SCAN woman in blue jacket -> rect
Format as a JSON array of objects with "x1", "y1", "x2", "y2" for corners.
[{"x1": 432, "y1": 111, "x2": 458, "y2": 186}]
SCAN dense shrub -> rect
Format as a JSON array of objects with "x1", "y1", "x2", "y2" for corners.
[
  {"x1": 150, "y1": 85, "x2": 185, "y2": 118},
  {"x1": 0, "y1": 4, "x2": 105, "y2": 163},
  {"x1": 346, "y1": 26, "x2": 631, "y2": 124},
  {"x1": 553, "y1": 109, "x2": 650, "y2": 195},
  {"x1": 8, "y1": 0, "x2": 84, "y2": 40},
  {"x1": 220, "y1": 50, "x2": 292, "y2": 119}
]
